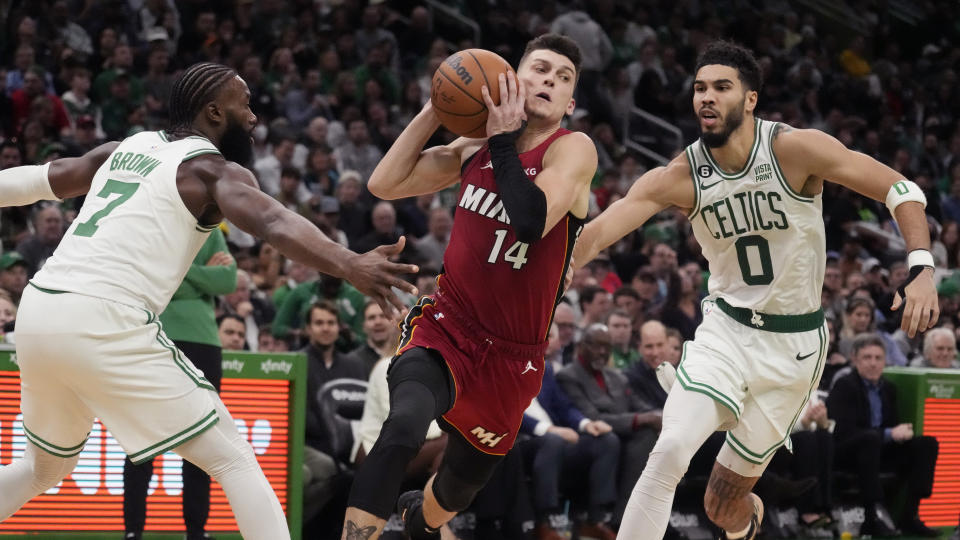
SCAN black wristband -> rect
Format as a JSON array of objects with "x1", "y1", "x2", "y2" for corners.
[{"x1": 896, "y1": 265, "x2": 928, "y2": 299}]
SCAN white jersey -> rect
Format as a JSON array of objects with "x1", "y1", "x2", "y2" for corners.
[
  {"x1": 33, "y1": 130, "x2": 222, "y2": 314},
  {"x1": 686, "y1": 118, "x2": 825, "y2": 314}
]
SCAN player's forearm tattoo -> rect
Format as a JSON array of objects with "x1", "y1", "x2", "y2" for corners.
[
  {"x1": 345, "y1": 521, "x2": 377, "y2": 539},
  {"x1": 706, "y1": 473, "x2": 752, "y2": 519}
]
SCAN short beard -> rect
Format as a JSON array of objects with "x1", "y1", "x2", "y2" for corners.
[
  {"x1": 699, "y1": 100, "x2": 745, "y2": 148},
  {"x1": 219, "y1": 117, "x2": 253, "y2": 165}
]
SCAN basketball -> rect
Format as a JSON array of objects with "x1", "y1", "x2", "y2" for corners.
[{"x1": 431, "y1": 49, "x2": 512, "y2": 138}]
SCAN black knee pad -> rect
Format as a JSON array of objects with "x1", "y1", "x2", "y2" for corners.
[
  {"x1": 433, "y1": 467, "x2": 488, "y2": 513},
  {"x1": 431, "y1": 433, "x2": 503, "y2": 512}
]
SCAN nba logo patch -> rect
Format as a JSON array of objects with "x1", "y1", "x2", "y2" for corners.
[{"x1": 702, "y1": 300, "x2": 716, "y2": 316}]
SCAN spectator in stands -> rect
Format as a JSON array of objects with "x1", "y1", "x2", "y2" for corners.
[
  {"x1": 607, "y1": 309, "x2": 638, "y2": 369},
  {"x1": 838, "y1": 296, "x2": 908, "y2": 366},
  {"x1": 16, "y1": 203, "x2": 64, "y2": 276},
  {"x1": 51, "y1": 0, "x2": 93, "y2": 57},
  {"x1": 557, "y1": 324, "x2": 660, "y2": 522},
  {"x1": 910, "y1": 327, "x2": 960, "y2": 368},
  {"x1": 396, "y1": 192, "x2": 434, "y2": 239},
  {"x1": 828, "y1": 333, "x2": 940, "y2": 537},
  {"x1": 10, "y1": 66, "x2": 69, "y2": 135},
  {"x1": 220, "y1": 269, "x2": 274, "y2": 351},
  {"x1": 0, "y1": 252, "x2": 28, "y2": 305},
  {"x1": 272, "y1": 273, "x2": 365, "y2": 348},
  {"x1": 303, "y1": 145, "x2": 339, "y2": 197},
  {"x1": 217, "y1": 314, "x2": 246, "y2": 351},
  {"x1": 143, "y1": 48, "x2": 174, "y2": 130},
  {"x1": 413, "y1": 207, "x2": 452, "y2": 271},
  {"x1": 625, "y1": 321, "x2": 669, "y2": 409},
  {"x1": 0, "y1": 291, "x2": 16, "y2": 340},
  {"x1": 302, "y1": 300, "x2": 366, "y2": 448},
  {"x1": 612, "y1": 286, "x2": 645, "y2": 341},
  {"x1": 257, "y1": 328, "x2": 288, "y2": 353},
  {"x1": 283, "y1": 68, "x2": 330, "y2": 132},
  {"x1": 275, "y1": 166, "x2": 312, "y2": 214},
  {"x1": 353, "y1": 201, "x2": 416, "y2": 263},
  {"x1": 554, "y1": 301, "x2": 577, "y2": 365},
  {"x1": 579, "y1": 285, "x2": 612, "y2": 330},
  {"x1": 658, "y1": 269, "x2": 702, "y2": 342},
  {"x1": 0, "y1": 141, "x2": 21, "y2": 169},
  {"x1": 664, "y1": 328, "x2": 682, "y2": 367},
  {"x1": 93, "y1": 43, "x2": 143, "y2": 103},
  {"x1": 344, "y1": 301, "x2": 397, "y2": 377},
  {"x1": 333, "y1": 118, "x2": 383, "y2": 184},
  {"x1": 254, "y1": 130, "x2": 297, "y2": 196},
  {"x1": 648, "y1": 243, "x2": 677, "y2": 301},
  {"x1": 334, "y1": 170, "x2": 371, "y2": 246},
  {"x1": 520, "y1": 356, "x2": 619, "y2": 540},
  {"x1": 61, "y1": 68, "x2": 99, "y2": 133}
]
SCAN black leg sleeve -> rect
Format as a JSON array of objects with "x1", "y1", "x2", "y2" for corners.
[{"x1": 347, "y1": 347, "x2": 454, "y2": 518}]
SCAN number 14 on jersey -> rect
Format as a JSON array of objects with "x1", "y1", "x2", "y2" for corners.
[{"x1": 487, "y1": 229, "x2": 529, "y2": 269}]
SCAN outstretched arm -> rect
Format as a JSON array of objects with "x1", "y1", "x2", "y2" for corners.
[
  {"x1": 775, "y1": 128, "x2": 938, "y2": 336},
  {"x1": 0, "y1": 142, "x2": 119, "y2": 206},
  {"x1": 573, "y1": 156, "x2": 693, "y2": 267},
  {"x1": 206, "y1": 161, "x2": 418, "y2": 317}
]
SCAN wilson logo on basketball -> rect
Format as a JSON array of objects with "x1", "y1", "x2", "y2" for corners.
[{"x1": 444, "y1": 55, "x2": 474, "y2": 85}]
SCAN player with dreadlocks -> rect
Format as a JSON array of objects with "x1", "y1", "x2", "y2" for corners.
[{"x1": 0, "y1": 63, "x2": 419, "y2": 539}]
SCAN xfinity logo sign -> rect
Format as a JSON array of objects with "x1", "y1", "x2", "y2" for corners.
[
  {"x1": 261, "y1": 359, "x2": 292, "y2": 375},
  {"x1": 928, "y1": 383, "x2": 956, "y2": 399}
]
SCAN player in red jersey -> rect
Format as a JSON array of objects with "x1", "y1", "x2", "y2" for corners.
[{"x1": 341, "y1": 34, "x2": 598, "y2": 540}]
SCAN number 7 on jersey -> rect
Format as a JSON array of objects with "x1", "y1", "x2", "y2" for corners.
[{"x1": 73, "y1": 179, "x2": 141, "y2": 237}]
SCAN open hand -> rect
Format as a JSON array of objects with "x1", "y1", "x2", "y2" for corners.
[
  {"x1": 481, "y1": 71, "x2": 526, "y2": 137},
  {"x1": 346, "y1": 236, "x2": 419, "y2": 318}
]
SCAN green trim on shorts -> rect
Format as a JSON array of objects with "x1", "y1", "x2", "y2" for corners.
[
  {"x1": 149, "y1": 318, "x2": 215, "y2": 391},
  {"x1": 128, "y1": 409, "x2": 219, "y2": 464},
  {"x1": 716, "y1": 298, "x2": 824, "y2": 333},
  {"x1": 28, "y1": 282, "x2": 68, "y2": 295},
  {"x1": 724, "y1": 324, "x2": 829, "y2": 464},
  {"x1": 676, "y1": 342, "x2": 742, "y2": 419},
  {"x1": 23, "y1": 424, "x2": 88, "y2": 458}
]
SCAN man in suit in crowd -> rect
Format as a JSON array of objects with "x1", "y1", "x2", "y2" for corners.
[
  {"x1": 827, "y1": 333, "x2": 939, "y2": 537},
  {"x1": 557, "y1": 323, "x2": 661, "y2": 521}
]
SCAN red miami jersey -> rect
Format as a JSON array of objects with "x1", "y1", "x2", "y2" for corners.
[{"x1": 438, "y1": 128, "x2": 584, "y2": 345}]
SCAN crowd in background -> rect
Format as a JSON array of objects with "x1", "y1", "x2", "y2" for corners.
[{"x1": 2, "y1": 0, "x2": 960, "y2": 538}]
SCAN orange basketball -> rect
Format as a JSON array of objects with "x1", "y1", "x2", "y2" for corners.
[{"x1": 431, "y1": 49, "x2": 512, "y2": 138}]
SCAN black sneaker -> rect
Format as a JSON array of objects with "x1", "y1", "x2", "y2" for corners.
[
  {"x1": 124, "y1": 534, "x2": 141, "y2": 540},
  {"x1": 185, "y1": 534, "x2": 215, "y2": 540},
  {"x1": 397, "y1": 490, "x2": 440, "y2": 539}
]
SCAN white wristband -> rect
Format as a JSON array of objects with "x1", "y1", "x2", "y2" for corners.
[
  {"x1": 907, "y1": 249, "x2": 934, "y2": 269},
  {"x1": 885, "y1": 180, "x2": 926, "y2": 215}
]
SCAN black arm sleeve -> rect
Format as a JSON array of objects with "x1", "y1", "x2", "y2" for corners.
[{"x1": 488, "y1": 126, "x2": 547, "y2": 244}]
